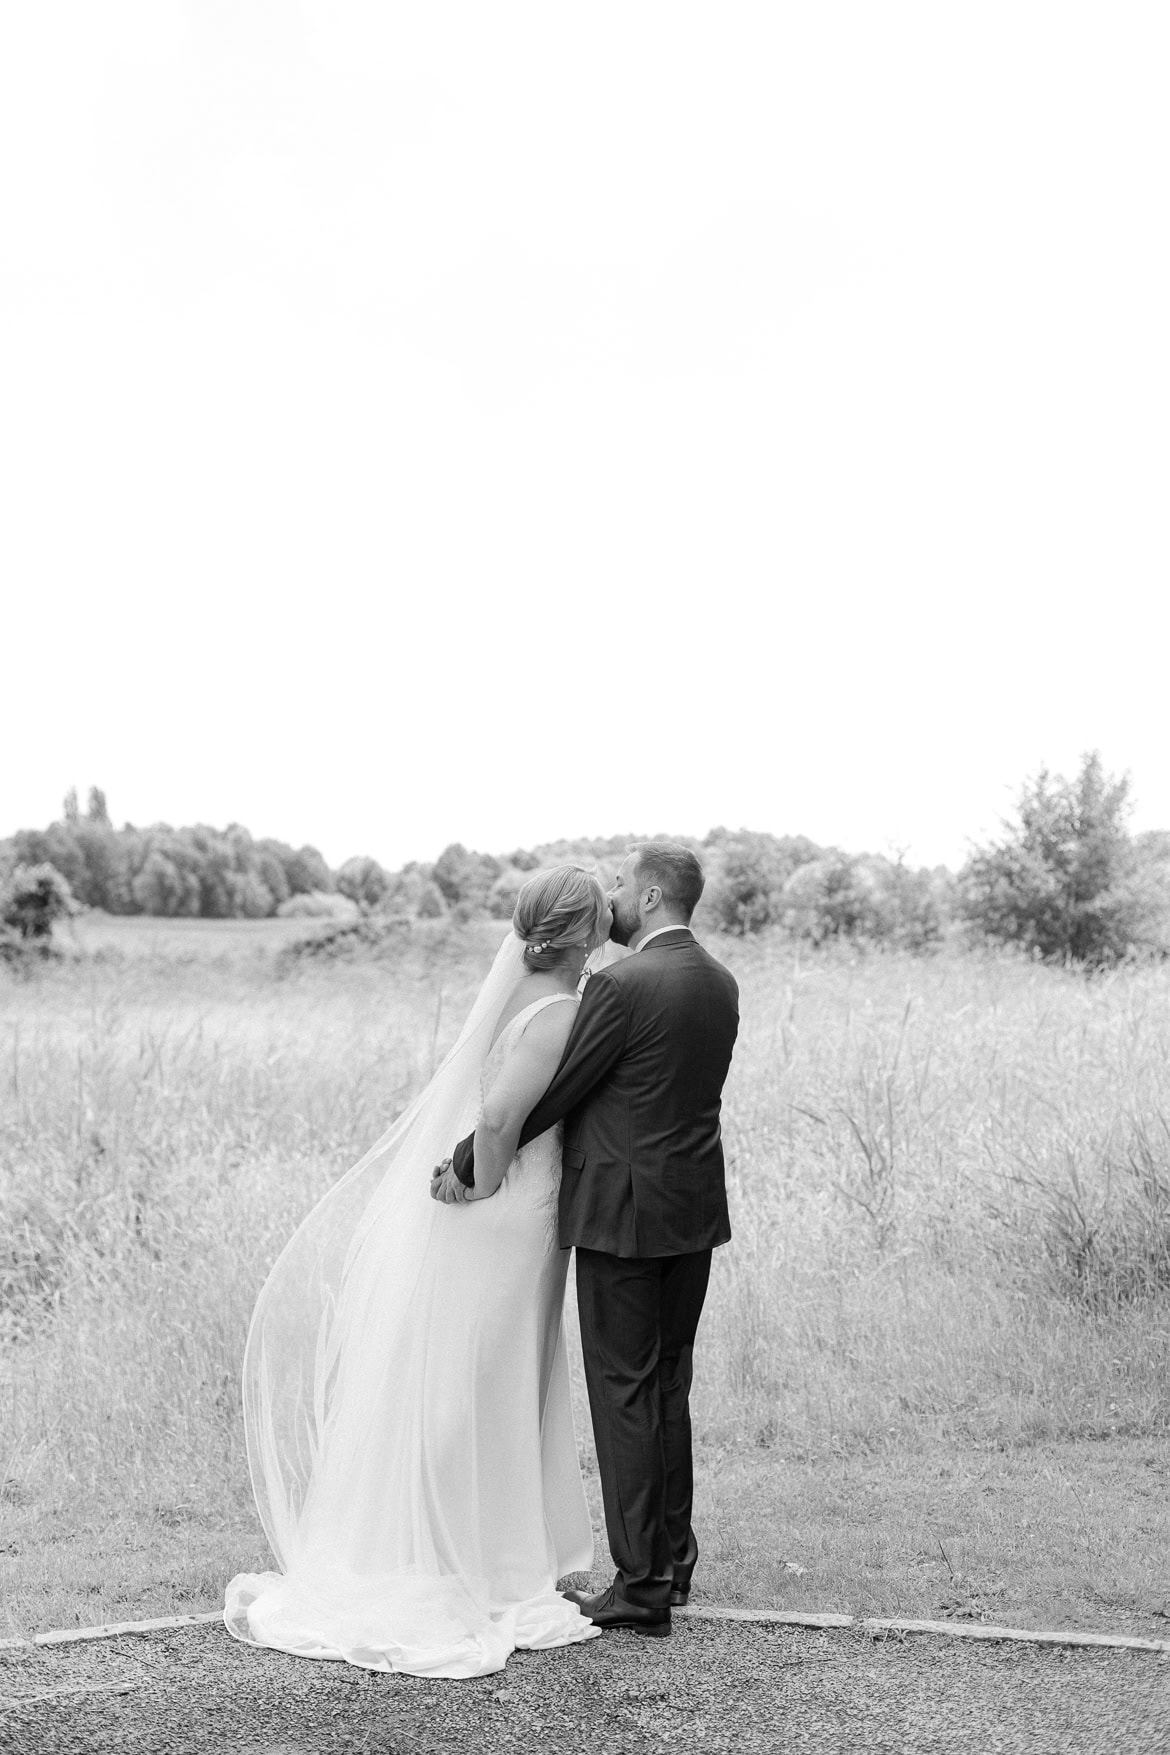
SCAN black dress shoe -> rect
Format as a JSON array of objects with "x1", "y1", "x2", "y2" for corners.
[
  {"x1": 670, "y1": 1533, "x2": 699, "y2": 1607},
  {"x1": 562, "y1": 1584, "x2": 671, "y2": 1637}
]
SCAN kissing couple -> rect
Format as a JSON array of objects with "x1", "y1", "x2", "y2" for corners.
[{"x1": 225, "y1": 842, "x2": 740, "y2": 1678}]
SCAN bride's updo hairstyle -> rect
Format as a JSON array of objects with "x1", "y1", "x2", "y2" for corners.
[{"x1": 513, "y1": 865, "x2": 608, "y2": 973}]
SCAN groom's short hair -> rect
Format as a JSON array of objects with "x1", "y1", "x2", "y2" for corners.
[{"x1": 632, "y1": 841, "x2": 705, "y2": 921}]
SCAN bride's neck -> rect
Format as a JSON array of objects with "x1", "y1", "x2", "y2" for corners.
[{"x1": 537, "y1": 953, "x2": 587, "y2": 992}]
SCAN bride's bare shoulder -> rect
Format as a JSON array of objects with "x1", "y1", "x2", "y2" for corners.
[
  {"x1": 498, "y1": 992, "x2": 577, "y2": 1076},
  {"x1": 488, "y1": 976, "x2": 563, "y2": 1042}
]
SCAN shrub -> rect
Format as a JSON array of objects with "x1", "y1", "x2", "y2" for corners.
[
  {"x1": 960, "y1": 752, "x2": 1166, "y2": 964},
  {"x1": 276, "y1": 890, "x2": 359, "y2": 920},
  {"x1": 486, "y1": 866, "x2": 528, "y2": 919},
  {"x1": 335, "y1": 856, "x2": 390, "y2": 909},
  {"x1": 0, "y1": 863, "x2": 77, "y2": 943},
  {"x1": 431, "y1": 843, "x2": 502, "y2": 912},
  {"x1": 702, "y1": 830, "x2": 823, "y2": 934},
  {"x1": 277, "y1": 913, "x2": 410, "y2": 967}
]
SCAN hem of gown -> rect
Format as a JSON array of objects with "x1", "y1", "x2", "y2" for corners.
[{"x1": 223, "y1": 1569, "x2": 600, "y2": 1680}]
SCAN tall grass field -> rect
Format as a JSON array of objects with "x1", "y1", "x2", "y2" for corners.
[{"x1": 3, "y1": 917, "x2": 1169, "y2": 1637}]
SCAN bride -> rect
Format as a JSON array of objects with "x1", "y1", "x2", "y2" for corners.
[{"x1": 224, "y1": 865, "x2": 611, "y2": 1678}]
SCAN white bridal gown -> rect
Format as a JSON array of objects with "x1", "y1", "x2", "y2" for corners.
[{"x1": 224, "y1": 984, "x2": 599, "y2": 1678}]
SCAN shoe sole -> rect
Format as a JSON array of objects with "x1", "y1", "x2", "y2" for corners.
[{"x1": 599, "y1": 1619, "x2": 671, "y2": 1637}]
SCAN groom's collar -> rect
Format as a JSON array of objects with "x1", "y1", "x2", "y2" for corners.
[{"x1": 634, "y1": 924, "x2": 694, "y2": 954}]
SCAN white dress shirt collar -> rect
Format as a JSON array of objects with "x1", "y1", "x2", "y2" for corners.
[{"x1": 634, "y1": 924, "x2": 694, "y2": 953}]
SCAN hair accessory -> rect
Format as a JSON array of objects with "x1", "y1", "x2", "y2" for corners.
[{"x1": 527, "y1": 939, "x2": 554, "y2": 954}]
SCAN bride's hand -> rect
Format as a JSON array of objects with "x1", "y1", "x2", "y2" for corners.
[{"x1": 430, "y1": 1160, "x2": 472, "y2": 1204}]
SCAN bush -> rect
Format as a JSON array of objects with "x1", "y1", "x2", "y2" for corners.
[
  {"x1": 781, "y1": 854, "x2": 950, "y2": 950},
  {"x1": 486, "y1": 866, "x2": 528, "y2": 920},
  {"x1": 960, "y1": 752, "x2": 1166, "y2": 965},
  {"x1": 431, "y1": 843, "x2": 502, "y2": 912},
  {"x1": 701, "y1": 831, "x2": 823, "y2": 934},
  {"x1": 336, "y1": 856, "x2": 390, "y2": 909},
  {"x1": 0, "y1": 863, "x2": 77, "y2": 943},
  {"x1": 277, "y1": 913, "x2": 410, "y2": 967},
  {"x1": 276, "y1": 890, "x2": 360, "y2": 920}
]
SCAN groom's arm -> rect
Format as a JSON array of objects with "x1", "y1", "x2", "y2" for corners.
[
  {"x1": 452, "y1": 972, "x2": 627, "y2": 1187},
  {"x1": 518, "y1": 972, "x2": 627, "y2": 1144}
]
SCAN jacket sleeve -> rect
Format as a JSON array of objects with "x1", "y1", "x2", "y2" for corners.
[{"x1": 452, "y1": 972, "x2": 629, "y2": 1184}]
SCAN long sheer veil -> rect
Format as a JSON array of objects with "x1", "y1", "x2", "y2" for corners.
[{"x1": 241, "y1": 930, "x2": 528, "y2": 1572}]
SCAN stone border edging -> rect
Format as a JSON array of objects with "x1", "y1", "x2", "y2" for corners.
[
  {"x1": 0, "y1": 1612, "x2": 222, "y2": 1652},
  {"x1": 2, "y1": 1605, "x2": 1167, "y2": 1657},
  {"x1": 681, "y1": 1604, "x2": 1170, "y2": 1654}
]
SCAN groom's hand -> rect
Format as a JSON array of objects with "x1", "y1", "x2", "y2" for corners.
[
  {"x1": 452, "y1": 1133, "x2": 476, "y2": 1186},
  {"x1": 429, "y1": 1160, "x2": 470, "y2": 1204}
]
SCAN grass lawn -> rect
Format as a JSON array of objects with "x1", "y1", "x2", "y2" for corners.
[
  {"x1": 4, "y1": 1432, "x2": 1168, "y2": 1642},
  {"x1": 688, "y1": 1434, "x2": 1170, "y2": 1637}
]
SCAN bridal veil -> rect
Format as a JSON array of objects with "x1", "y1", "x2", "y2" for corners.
[{"x1": 224, "y1": 930, "x2": 597, "y2": 1676}]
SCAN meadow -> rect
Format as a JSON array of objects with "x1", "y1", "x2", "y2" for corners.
[{"x1": 2, "y1": 915, "x2": 1169, "y2": 1640}]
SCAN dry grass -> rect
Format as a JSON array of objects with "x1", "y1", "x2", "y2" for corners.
[{"x1": 2, "y1": 920, "x2": 1169, "y2": 1637}]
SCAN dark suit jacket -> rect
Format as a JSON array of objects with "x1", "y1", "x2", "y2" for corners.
[{"x1": 456, "y1": 929, "x2": 740, "y2": 1258}]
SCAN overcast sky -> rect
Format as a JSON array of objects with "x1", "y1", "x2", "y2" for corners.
[{"x1": 2, "y1": 2, "x2": 1167, "y2": 873}]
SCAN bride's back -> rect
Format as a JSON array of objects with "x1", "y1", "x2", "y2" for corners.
[{"x1": 489, "y1": 972, "x2": 577, "y2": 1048}]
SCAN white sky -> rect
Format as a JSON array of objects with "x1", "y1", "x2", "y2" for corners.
[{"x1": 2, "y1": 1, "x2": 1168, "y2": 873}]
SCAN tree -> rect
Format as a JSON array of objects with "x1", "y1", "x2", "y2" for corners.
[
  {"x1": 1, "y1": 863, "x2": 77, "y2": 943},
  {"x1": 960, "y1": 752, "x2": 1156, "y2": 964},
  {"x1": 487, "y1": 866, "x2": 527, "y2": 919},
  {"x1": 131, "y1": 847, "x2": 202, "y2": 916},
  {"x1": 256, "y1": 850, "x2": 291, "y2": 908},
  {"x1": 781, "y1": 852, "x2": 949, "y2": 948},
  {"x1": 12, "y1": 824, "x2": 88, "y2": 900},
  {"x1": 703, "y1": 830, "x2": 823, "y2": 934},
  {"x1": 227, "y1": 869, "x2": 277, "y2": 918},
  {"x1": 257, "y1": 840, "x2": 333, "y2": 897},
  {"x1": 73, "y1": 818, "x2": 134, "y2": 913},
  {"x1": 336, "y1": 856, "x2": 390, "y2": 909},
  {"x1": 431, "y1": 844, "x2": 502, "y2": 912}
]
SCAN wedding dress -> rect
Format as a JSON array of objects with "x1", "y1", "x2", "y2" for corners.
[{"x1": 223, "y1": 935, "x2": 599, "y2": 1677}]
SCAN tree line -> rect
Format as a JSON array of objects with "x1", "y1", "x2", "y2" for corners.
[{"x1": 3, "y1": 756, "x2": 1169, "y2": 965}]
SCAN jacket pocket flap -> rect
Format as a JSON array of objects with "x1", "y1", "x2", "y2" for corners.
[{"x1": 562, "y1": 1146, "x2": 586, "y2": 1171}]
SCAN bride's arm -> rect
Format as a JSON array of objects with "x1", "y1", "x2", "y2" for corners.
[{"x1": 467, "y1": 1006, "x2": 576, "y2": 1200}]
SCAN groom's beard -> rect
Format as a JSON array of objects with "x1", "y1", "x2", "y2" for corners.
[{"x1": 608, "y1": 900, "x2": 640, "y2": 946}]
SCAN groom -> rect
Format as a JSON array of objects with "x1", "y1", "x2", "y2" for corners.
[{"x1": 439, "y1": 841, "x2": 739, "y2": 1636}]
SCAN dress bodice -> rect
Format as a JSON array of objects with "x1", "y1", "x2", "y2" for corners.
[
  {"x1": 479, "y1": 993, "x2": 577, "y2": 1226},
  {"x1": 481, "y1": 993, "x2": 578, "y2": 1087}
]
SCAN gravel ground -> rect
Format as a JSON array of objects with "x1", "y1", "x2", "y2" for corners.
[{"x1": 0, "y1": 1617, "x2": 1166, "y2": 1755}]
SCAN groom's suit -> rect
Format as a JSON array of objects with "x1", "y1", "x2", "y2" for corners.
[{"x1": 454, "y1": 927, "x2": 740, "y2": 1610}]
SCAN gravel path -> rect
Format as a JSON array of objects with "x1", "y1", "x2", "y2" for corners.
[{"x1": 1, "y1": 1616, "x2": 1166, "y2": 1755}]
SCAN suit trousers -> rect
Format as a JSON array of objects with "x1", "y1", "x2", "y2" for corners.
[{"x1": 573, "y1": 1245, "x2": 713, "y2": 1609}]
